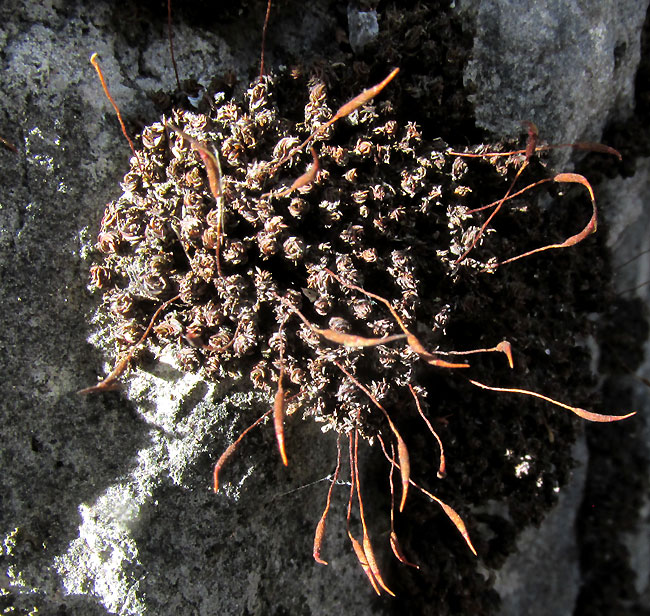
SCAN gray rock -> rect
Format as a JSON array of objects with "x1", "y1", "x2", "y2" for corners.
[
  {"x1": 459, "y1": 0, "x2": 648, "y2": 163},
  {"x1": 347, "y1": 5, "x2": 379, "y2": 54},
  {"x1": 602, "y1": 158, "x2": 650, "y2": 605}
]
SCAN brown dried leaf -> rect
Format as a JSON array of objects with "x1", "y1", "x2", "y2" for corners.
[
  {"x1": 523, "y1": 120, "x2": 539, "y2": 161},
  {"x1": 408, "y1": 384, "x2": 446, "y2": 478},
  {"x1": 378, "y1": 435, "x2": 477, "y2": 558},
  {"x1": 363, "y1": 532, "x2": 395, "y2": 597},
  {"x1": 397, "y1": 435, "x2": 410, "y2": 512},
  {"x1": 275, "y1": 147, "x2": 320, "y2": 197},
  {"x1": 497, "y1": 340, "x2": 514, "y2": 369},
  {"x1": 415, "y1": 483, "x2": 477, "y2": 556},
  {"x1": 313, "y1": 517, "x2": 329, "y2": 565},
  {"x1": 570, "y1": 142, "x2": 622, "y2": 160},
  {"x1": 78, "y1": 294, "x2": 180, "y2": 395},
  {"x1": 0, "y1": 136, "x2": 18, "y2": 153},
  {"x1": 422, "y1": 354, "x2": 471, "y2": 369},
  {"x1": 330, "y1": 68, "x2": 400, "y2": 124},
  {"x1": 77, "y1": 355, "x2": 130, "y2": 394},
  {"x1": 90, "y1": 53, "x2": 143, "y2": 173},
  {"x1": 313, "y1": 438, "x2": 341, "y2": 565},
  {"x1": 273, "y1": 383, "x2": 288, "y2": 466},
  {"x1": 213, "y1": 442, "x2": 238, "y2": 493}
]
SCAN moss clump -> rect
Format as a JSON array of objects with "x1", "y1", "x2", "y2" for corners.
[
  {"x1": 87, "y1": 67, "x2": 608, "y2": 611},
  {"x1": 89, "y1": 70, "x2": 525, "y2": 439}
]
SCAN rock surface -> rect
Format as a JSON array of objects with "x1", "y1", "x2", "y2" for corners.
[
  {"x1": 461, "y1": 0, "x2": 647, "y2": 157},
  {"x1": 1, "y1": 1, "x2": 649, "y2": 615}
]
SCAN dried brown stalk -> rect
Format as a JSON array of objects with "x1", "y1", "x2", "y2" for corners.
[
  {"x1": 90, "y1": 53, "x2": 144, "y2": 174},
  {"x1": 468, "y1": 379, "x2": 636, "y2": 422},
  {"x1": 335, "y1": 361, "x2": 411, "y2": 512},
  {"x1": 313, "y1": 436, "x2": 342, "y2": 565},
  {"x1": 213, "y1": 410, "x2": 273, "y2": 492},
  {"x1": 377, "y1": 435, "x2": 477, "y2": 556},
  {"x1": 388, "y1": 442, "x2": 420, "y2": 569}
]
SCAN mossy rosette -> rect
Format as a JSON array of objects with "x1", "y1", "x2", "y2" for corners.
[{"x1": 87, "y1": 69, "x2": 605, "y2": 611}]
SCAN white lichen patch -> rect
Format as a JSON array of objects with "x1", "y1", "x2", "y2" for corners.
[{"x1": 54, "y1": 360, "x2": 269, "y2": 614}]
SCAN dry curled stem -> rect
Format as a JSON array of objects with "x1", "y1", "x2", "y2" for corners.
[
  {"x1": 523, "y1": 121, "x2": 539, "y2": 161},
  {"x1": 273, "y1": 147, "x2": 320, "y2": 198},
  {"x1": 413, "y1": 481, "x2": 477, "y2": 556},
  {"x1": 345, "y1": 433, "x2": 382, "y2": 594},
  {"x1": 500, "y1": 172, "x2": 597, "y2": 265},
  {"x1": 387, "y1": 442, "x2": 420, "y2": 569},
  {"x1": 353, "y1": 430, "x2": 395, "y2": 596},
  {"x1": 409, "y1": 384, "x2": 446, "y2": 478},
  {"x1": 325, "y1": 268, "x2": 470, "y2": 369},
  {"x1": 318, "y1": 329, "x2": 406, "y2": 348},
  {"x1": 274, "y1": 337, "x2": 288, "y2": 466},
  {"x1": 349, "y1": 532, "x2": 381, "y2": 595},
  {"x1": 447, "y1": 140, "x2": 622, "y2": 161},
  {"x1": 454, "y1": 161, "x2": 529, "y2": 264},
  {"x1": 378, "y1": 435, "x2": 477, "y2": 557},
  {"x1": 389, "y1": 531, "x2": 419, "y2": 570},
  {"x1": 0, "y1": 136, "x2": 18, "y2": 153},
  {"x1": 274, "y1": 68, "x2": 400, "y2": 172},
  {"x1": 273, "y1": 375, "x2": 288, "y2": 466},
  {"x1": 437, "y1": 340, "x2": 514, "y2": 369},
  {"x1": 166, "y1": 0, "x2": 181, "y2": 91},
  {"x1": 290, "y1": 303, "x2": 405, "y2": 348},
  {"x1": 258, "y1": 0, "x2": 273, "y2": 79},
  {"x1": 327, "y1": 68, "x2": 400, "y2": 128},
  {"x1": 449, "y1": 135, "x2": 621, "y2": 265}
]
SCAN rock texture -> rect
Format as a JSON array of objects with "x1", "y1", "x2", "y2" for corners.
[
  {"x1": 461, "y1": 0, "x2": 646, "y2": 155},
  {"x1": 1, "y1": 1, "x2": 649, "y2": 615}
]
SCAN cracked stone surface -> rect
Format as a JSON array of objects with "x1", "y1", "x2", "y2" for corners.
[{"x1": 1, "y1": 1, "x2": 649, "y2": 615}]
